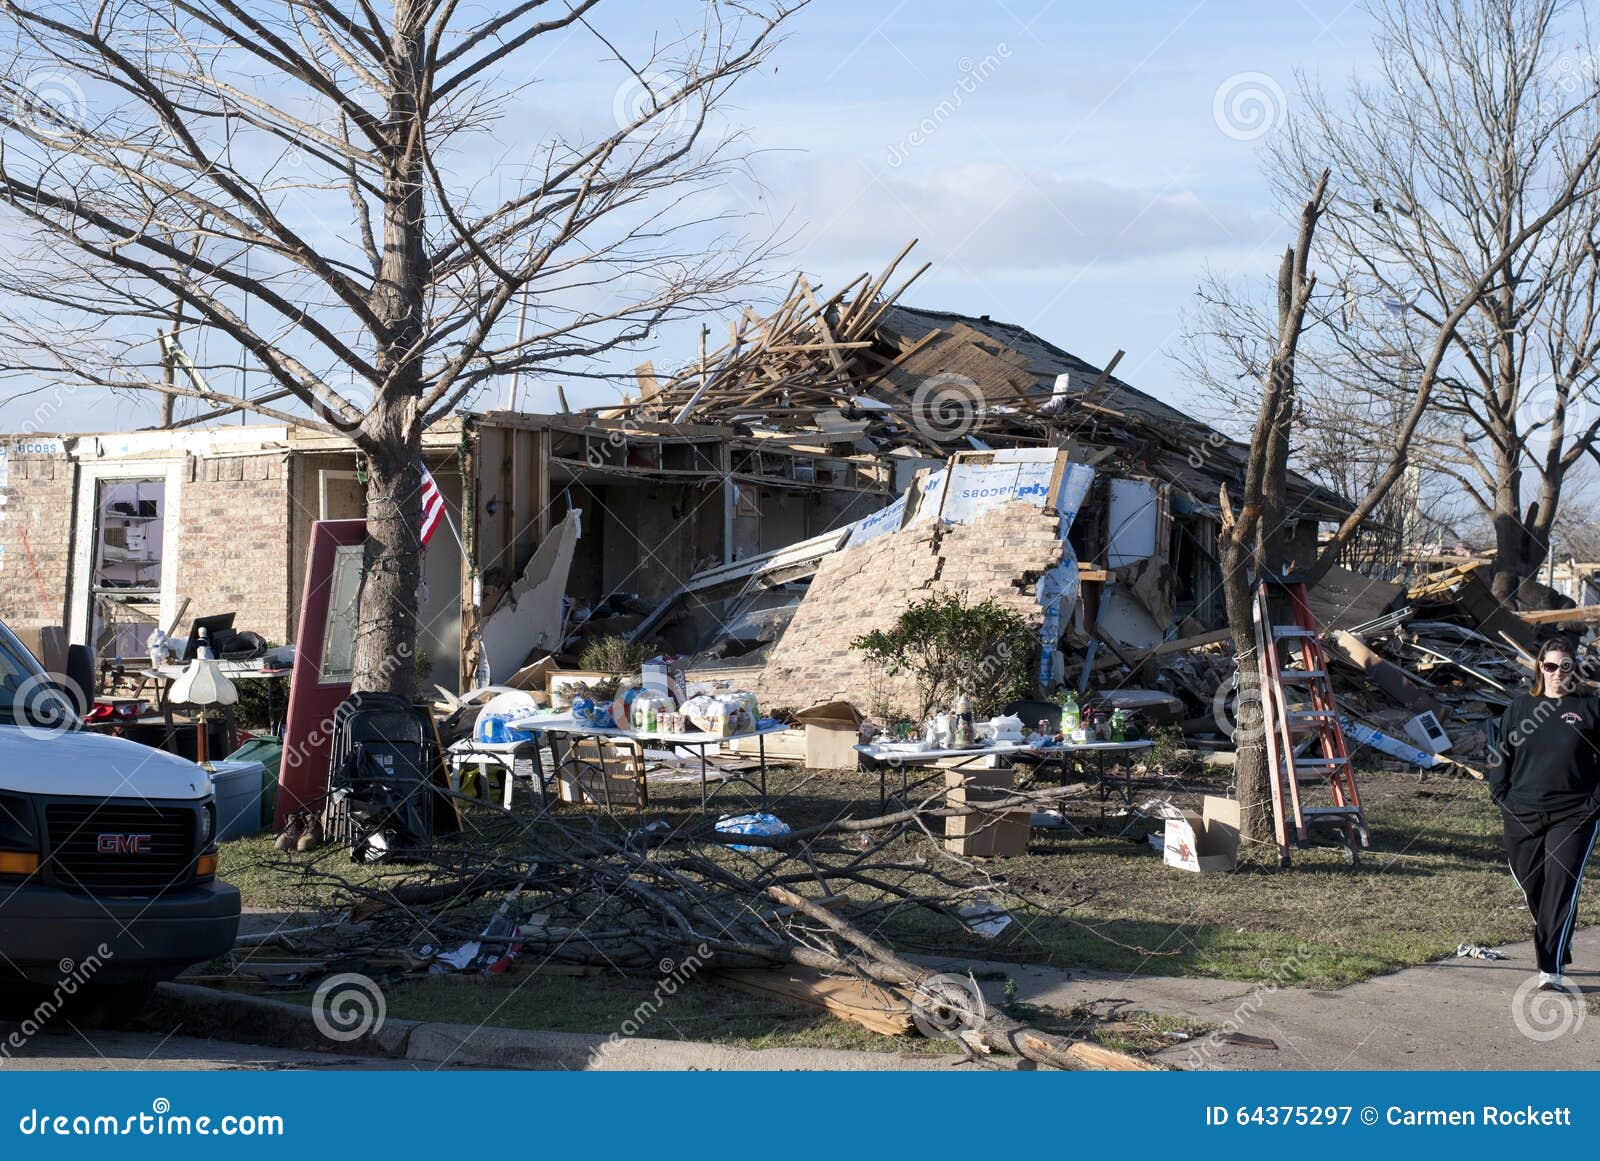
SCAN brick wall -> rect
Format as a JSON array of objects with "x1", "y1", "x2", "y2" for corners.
[
  {"x1": 177, "y1": 453, "x2": 293, "y2": 642},
  {"x1": 0, "y1": 452, "x2": 76, "y2": 639},
  {"x1": 754, "y1": 501, "x2": 1065, "y2": 714}
]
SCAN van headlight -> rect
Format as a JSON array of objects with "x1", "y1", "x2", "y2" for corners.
[{"x1": 198, "y1": 801, "x2": 215, "y2": 848}]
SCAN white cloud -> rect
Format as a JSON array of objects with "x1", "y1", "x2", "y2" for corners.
[{"x1": 748, "y1": 156, "x2": 1282, "y2": 276}]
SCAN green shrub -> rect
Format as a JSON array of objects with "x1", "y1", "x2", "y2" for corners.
[{"x1": 851, "y1": 592, "x2": 1037, "y2": 721}]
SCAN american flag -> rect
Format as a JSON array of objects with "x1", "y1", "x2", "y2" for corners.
[{"x1": 419, "y1": 465, "x2": 446, "y2": 549}]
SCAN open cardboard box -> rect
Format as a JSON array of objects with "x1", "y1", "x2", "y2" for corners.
[
  {"x1": 794, "y1": 700, "x2": 863, "y2": 769},
  {"x1": 1163, "y1": 794, "x2": 1240, "y2": 873}
]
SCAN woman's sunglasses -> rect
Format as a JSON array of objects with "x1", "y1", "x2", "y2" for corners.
[{"x1": 1541, "y1": 659, "x2": 1575, "y2": 673}]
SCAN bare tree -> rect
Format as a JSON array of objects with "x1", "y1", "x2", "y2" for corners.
[
  {"x1": 1187, "y1": 141, "x2": 1600, "y2": 857},
  {"x1": 0, "y1": 0, "x2": 804, "y2": 693},
  {"x1": 1271, "y1": 0, "x2": 1600, "y2": 605}
]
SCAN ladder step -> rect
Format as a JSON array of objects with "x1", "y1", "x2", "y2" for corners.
[
  {"x1": 1300, "y1": 806, "x2": 1363, "y2": 819},
  {"x1": 1278, "y1": 670, "x2": 1327, "y2": 682},
  {"x1": 1272, "y1": 626, "x2": 1318, "y2": 639},
  {"x1": 1294, "y1": 757, "x2": 1349, "y2": 770},
  {"x1": 1287, "y1": 710, "x2": 1338, "y2": 724}
]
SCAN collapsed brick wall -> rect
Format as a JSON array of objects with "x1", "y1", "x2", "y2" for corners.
[
  {"x1": 754, "y1": 500, "x2": 1065, "y2": 714},
  {"x1": 0, "y1": 452, "x2": 76, "y2": 639},
  {"x1": 177, "y1": 453, "x2": 294, "y2": 642}
]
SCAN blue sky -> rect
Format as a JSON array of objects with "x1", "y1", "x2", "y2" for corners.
[
  {"x1": 640, "y1": 0, "x2": 1380, "y2": 417},
  {"x1": 1, "y1": 0, "x2": 1388, "y2": 431}
]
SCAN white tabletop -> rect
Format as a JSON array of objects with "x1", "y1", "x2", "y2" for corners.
[
  {"x1": 855, "y1": 740, "x2": 1032, "y2": 761},
  {"x1": 1025, "y1": 739, "x2": 1156, "y2": 753},
  {"x1": 142, "y1": 661, "x2": 291, "y2": 680},
  {"x1": 503, "y1": 712, "x2": 790, "y2": 747},
  {"x1": 855, "y1": 738, "x2": 1155, "y2": 761}
]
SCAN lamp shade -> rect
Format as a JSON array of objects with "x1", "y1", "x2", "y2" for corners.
[{"x1": 170, "y1": 657, "x2": 238, "y2": 708}]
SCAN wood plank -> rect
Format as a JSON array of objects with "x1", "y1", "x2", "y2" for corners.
[
  {"x1": 1519, "y1": 605, "x2": 1600, "y2": 625},
  {"x1": 1139, "y1": 627, "x2": 1232, "y2": 657},
  {"x1": 711, "y1": 967, "x2": 914, "y2": 1036}
]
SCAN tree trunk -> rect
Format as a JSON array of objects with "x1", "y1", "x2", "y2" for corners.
[
  {"x1": 1221, "y1": 532, "x2": 1275, "y2": 864},
  {"x1": 350, "y1": 0, "x2": 428, "y2": 697},
  {"x1": 352, "y1": 430, "x2": 423, "y2": 697},
  {"x1": 1490, "y1": 473, "x2": 1528, "y2": 605}
]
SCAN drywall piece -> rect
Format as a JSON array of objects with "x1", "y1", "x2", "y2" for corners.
[
  {"x1": 1096, "y1": 584, "x2": 1165, "y2": 650},
  {"x1": 1106, "y1": 477, "x2": 1159, "y2": 567},
  {"x1": 481, "y1": 509, "x2": 582, "y2": 682}
]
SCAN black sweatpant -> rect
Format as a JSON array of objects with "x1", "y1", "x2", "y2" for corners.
[{"x1": 1502, "y1": 802, "x2": 1600, "y2": 974}]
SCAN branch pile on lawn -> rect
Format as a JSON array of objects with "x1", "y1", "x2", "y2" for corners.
[{"x1": 243, "y1": 782, "x2": 1159, "y2": 1071}]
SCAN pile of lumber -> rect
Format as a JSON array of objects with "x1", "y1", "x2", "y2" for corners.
[{"x1": 616, "y1": 242, "x2": 1098, "y2": 455}]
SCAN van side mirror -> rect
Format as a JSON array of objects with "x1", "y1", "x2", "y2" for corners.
[{"x1": 63, "y1": 644, "x2": 94, "y2": 714}]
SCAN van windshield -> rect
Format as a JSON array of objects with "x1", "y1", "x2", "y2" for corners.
[{"x1": 0, "y1": 624, "x2": 79, "y2": 730}]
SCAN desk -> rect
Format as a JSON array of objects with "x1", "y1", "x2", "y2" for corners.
[{"x1": 506, "y1": 713, "x2": 788, "y2": 811}]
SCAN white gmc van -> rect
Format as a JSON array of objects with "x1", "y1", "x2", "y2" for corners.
[{"x1": 0, "y1": 617, "x2": 240, "y2": 1008}]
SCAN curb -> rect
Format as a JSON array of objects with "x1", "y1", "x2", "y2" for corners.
[{"x1": 137, "y1": 983, "x2": 978, "y2": 1071}]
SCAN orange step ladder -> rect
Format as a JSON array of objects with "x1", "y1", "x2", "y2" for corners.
[{"x1": 1252, "y1": 576, "x2": 1368, "y2": 865}]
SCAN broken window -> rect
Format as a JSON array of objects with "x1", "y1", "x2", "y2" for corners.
[
  {"x1": 319, "y1": 544, "x2": 365, "y2": 683},
  {"x1": 90, "y1": 479, "x2": 165, "y2": 661}
]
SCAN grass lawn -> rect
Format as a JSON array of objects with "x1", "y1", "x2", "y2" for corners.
[{"x1": 213, "y1": 759, "x2": 1579, "y2": 1052}]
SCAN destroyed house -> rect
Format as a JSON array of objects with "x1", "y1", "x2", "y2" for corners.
[
  {"x1": 0, "y1": 415, "x2": 892, "y2": 689},
  {"x1": 607, "y1": 251, "x2": 1352, "y2": 674}
]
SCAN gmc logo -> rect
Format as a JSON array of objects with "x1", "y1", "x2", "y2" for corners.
[{"x1": 96, "y1": 833, "x2": 153, "y2": 855}]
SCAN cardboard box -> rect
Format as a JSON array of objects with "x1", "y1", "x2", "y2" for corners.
[
  {"x1": 725, "y1": 727, "x2": 807, "y2": 761},
  {"x1": 794, "y1": 701, "x2": 864, "y2": 770},
  {"x1": 944, "y1": 767, "x2": 1029, "y2": 857},
  {"x1": 1163, "y1": 795, "x2": 1241, "y2": 873}
]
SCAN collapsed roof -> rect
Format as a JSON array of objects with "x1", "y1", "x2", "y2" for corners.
[{"x1": 611, "y1": 243, "x2": 1352, "y2": 525}]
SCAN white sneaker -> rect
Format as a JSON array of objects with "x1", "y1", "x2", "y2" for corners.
[{"x1": 1538, "y1": 971, "x2": 1566, "y2": 990}]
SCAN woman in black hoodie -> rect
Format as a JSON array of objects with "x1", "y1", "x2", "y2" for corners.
[{"x1": 1488, "y1": 636, "x2": 1600, "y2": 991}]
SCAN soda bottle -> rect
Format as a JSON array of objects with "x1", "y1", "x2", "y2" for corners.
[{"x1": 1060, "y1": 690, "x2": 1080, "y2": 738}]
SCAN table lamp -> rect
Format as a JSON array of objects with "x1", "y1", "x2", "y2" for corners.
[{"x1": 169, "y1": 630, "x2": 237, "y2": 767}]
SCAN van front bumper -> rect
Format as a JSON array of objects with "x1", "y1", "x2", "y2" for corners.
[{"x1": 0, "y1": 880, "x2": 240, "y2": 984}]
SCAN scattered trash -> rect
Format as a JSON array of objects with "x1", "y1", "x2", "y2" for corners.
[
  {"x1": 1455, "y1": 943, "x2": 1508, "y2": 960},
  {"x1": 714, "y1": 812, "x2": 790, "y2": 852},
  {"x1": 429, "y1": 941, "x2": 483, "y2": 972},
  {"x1": 957, "y1": 900, "x2": 1014, "y2": 940}
]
